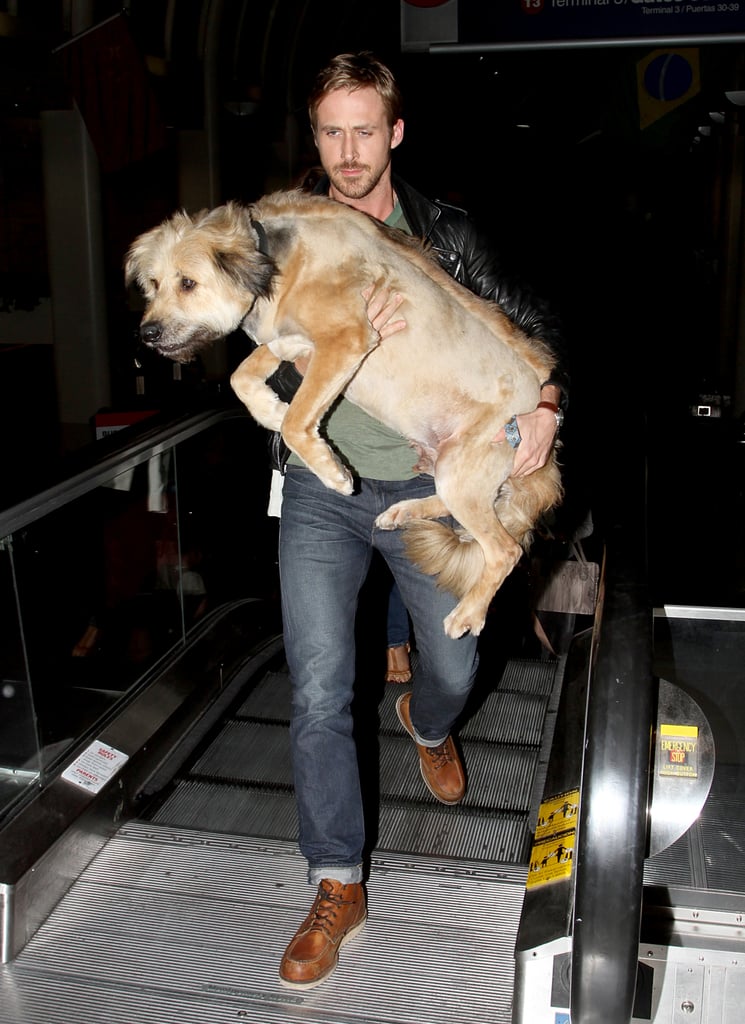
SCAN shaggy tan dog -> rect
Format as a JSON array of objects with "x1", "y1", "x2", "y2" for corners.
[{"x1": 125, "y1": 191, "x2": 562, "y2": 637}]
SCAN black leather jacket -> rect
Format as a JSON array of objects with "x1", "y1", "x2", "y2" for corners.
[{"x1": 266, "y1": 173, "x2": 569, "y2": 470}]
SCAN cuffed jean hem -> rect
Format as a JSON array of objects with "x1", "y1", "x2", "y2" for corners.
[
  {"x1": 309, "y1": 863, "x2": 364, "y2": 886},
  {"x1": 411, "y1": 726, "x2": 448, "y2": 748},
  {"x1": 407, "y1": 697, "x2": 447, "y2": 748}
]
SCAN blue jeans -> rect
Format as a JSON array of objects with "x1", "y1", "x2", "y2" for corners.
[
  {"x1": 279, "y1": 465, "x2": 479, "y2": 884},
  {"x1": 386, "y1": 580, "x2": 410, "y2": 648}
]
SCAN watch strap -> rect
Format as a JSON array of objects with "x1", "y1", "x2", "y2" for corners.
[{"x1": 537, "y1": 400, "x2": 564, "y2": 430}]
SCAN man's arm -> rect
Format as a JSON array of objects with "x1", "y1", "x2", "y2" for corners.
[
  {"x1": 456, "y1": 217, "x2": 569, "y2": 476},
  {"x1": 493, "y1": 383, "x2": 562, "y2": 477},
  {"x1": 457, "y1": 218, "x2": 570, "y2": 403}
]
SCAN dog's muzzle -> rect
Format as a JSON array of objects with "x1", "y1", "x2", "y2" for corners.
[
  {"x1": 137, "y1": 320, "x2": 202, "y2": 363},
  {"x1": 140, "y1": 321, "x2": 164, "y2": 347}
]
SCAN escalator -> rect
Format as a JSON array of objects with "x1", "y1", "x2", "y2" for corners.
[
  {"x1": 4, "y1": 644, "x2": 563, "y2": 1024},
  {"x1": 0, "y1": 405, "x2": 568, "y2": 1022},
  {"x1": 0, "y1": 407, "x2": 742, "y2": 1023}
]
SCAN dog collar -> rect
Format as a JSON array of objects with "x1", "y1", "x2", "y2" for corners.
[{"x1": 251, "y1": 217, "x2": 270, "y2": 256}]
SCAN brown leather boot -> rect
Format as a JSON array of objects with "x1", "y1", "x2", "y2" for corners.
[
  {"x1": 279, "y1": 879, "x2": 367, "y2": 988},
  {"x1": 396, "y1": 691, "x2": 466, "y2": 805}
]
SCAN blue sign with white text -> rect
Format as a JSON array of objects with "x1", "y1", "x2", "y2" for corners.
[{"x1": 458, "y1": 1, "x2": 745, "y2": 48}]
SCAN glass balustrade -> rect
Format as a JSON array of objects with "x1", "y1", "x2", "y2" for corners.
[{"x1": 0, "y1": 408, "x2": 279, "y2": 823}]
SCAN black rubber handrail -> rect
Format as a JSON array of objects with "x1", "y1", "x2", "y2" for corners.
[
  {"x1": 571, "y1": 512, "x2": 654, "y2": 1023},
  {"x1": 0, "y1": 402, "x2": 247, "y2": 536}
]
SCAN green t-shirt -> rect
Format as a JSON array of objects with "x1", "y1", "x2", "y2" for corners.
[{"x1": 288, "y1": 201, "x2": 418, "y2": 481}]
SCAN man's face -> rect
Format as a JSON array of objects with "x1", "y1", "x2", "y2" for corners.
[{"x1": 313, "y1": 86, "x2": 404, "y2": 203}]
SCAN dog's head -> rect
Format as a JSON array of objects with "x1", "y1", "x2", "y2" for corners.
[{"x1": 124, "y1": 202, "x2": 276, "y2": 363}]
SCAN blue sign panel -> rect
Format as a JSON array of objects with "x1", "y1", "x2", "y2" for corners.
[{"x1": 458, "y1": 1, "x2": 745, "y2": 48}]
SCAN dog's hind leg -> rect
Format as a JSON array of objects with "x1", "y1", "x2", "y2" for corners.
[
  {"x1": 375, "y1": 493, "x2": 449, "y2": 530},
  {"x1": 443, "y1": 512, "x2": 521, "y2": 637},
  {"x1": 231, "y1": 346, "x2": 288, "y2": 431},
  {"x1": 495, "y1": 459, "x2": 563, "y2": 551},
  {"x1": 436, "y1": 443, "x2": 560, "y2": 638},
  {"x1": 409, "y1": 438, "x2": 523, "y2": 638},
  {"x1": 441, "y1": 515, "x2": 521, "y2": 639}
]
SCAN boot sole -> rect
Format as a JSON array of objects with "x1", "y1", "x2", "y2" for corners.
[
  {"x1": 278, "y1": 914, "x2": 367, "y2": 990},
  {"x1": 396, "y1": 693, "x2": 465, "y2": 806}
]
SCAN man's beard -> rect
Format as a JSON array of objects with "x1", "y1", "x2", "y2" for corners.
[{"x1": 327, "y1": 162, "x2": 384, "y2": 200}]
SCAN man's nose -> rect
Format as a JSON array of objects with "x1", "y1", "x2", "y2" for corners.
[{"x1": 341, "y1": 132, "x2": 357, "y2": 161}]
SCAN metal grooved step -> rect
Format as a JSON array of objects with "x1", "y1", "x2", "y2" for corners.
[
  {"x1": 150, "y1": 657, "x2": 560, "y2": 866},
  {"x1": 0, "y1": 822, "x2": 528, "y2": 1024}
]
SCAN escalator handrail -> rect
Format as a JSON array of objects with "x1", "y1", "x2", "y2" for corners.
[
  {"x1": 1, "y1": 403, "x2": 248, "y2": 536},
  {"x1": 571, "y1": 517, "x2": 654, "y2": 1024}
]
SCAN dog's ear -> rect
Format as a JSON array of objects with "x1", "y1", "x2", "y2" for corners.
[
  {"x1": 213, "y1": 246, "x2": 276, "y2": 302},
  {"x1": 204, "y1": 204, "x2": 277, "y2": 300},
  {"x1": 124, "y1": 236, "x2": 150, "y2": 289},
  {"x1": 123, "y1": 251, "x2": 137, "y2": 288}
]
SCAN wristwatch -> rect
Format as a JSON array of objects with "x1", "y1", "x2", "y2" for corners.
[{"x1": 537, "y1": 400, "x2": 564, "y2": 432}]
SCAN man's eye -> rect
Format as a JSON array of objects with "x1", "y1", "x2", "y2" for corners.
[{"x1": 181, "y1": 278, "x2": 196, "y2": 291}]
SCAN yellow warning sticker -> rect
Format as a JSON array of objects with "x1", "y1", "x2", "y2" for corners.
[
  {"x1": 659, "y1": 723, "x2": 699, "y2": 778},
  {"x1": 527, "y1": 828, "x2": 575, "y2": 889},
  {"x1": 534, "y1": 789, "x2": 579, "y2": 841},
  {"x1": 527, "y1": 789, "x2": 580, "y2": 889}
]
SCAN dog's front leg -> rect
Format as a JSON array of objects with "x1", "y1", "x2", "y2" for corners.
[
  {"x1": 280, "y1": 361, "x2": 359, "y2": 495},
  {"x1": 280, "y1": 323, "x2": 377, "y2": 495},
  {"x1": 230, "y1": 346, "x2": 287, "y2": 431}
]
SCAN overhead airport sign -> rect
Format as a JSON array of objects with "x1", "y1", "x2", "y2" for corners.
[{"x1": 401, "y1": 0, "x2": 745, "y2": 52}]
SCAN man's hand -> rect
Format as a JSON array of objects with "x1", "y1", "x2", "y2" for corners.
[
  {"x1": 361, "y1": 283, "x2": 406, "y2": 339},
  {"x1": 493, "y1": 385, "x2": 562, "y2": 477},
  {"x1": 293, "y1": 284, "x2": 406, "y2": 376},
  {"x1": 493, "y1": 407, "x2": 557, "y2": 476}
]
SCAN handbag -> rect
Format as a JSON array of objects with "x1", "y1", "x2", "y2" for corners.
[{"x1": 532, "y1": 540, "x2": 600, "y2": 617}]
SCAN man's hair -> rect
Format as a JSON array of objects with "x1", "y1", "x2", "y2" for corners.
[{"x1": 308, "y1": 51, "x2": 403, "y2": 129}]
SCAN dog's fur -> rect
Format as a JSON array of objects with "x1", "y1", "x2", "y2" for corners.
[{"x1": 125, "y1": 190, "x2": 562, "y2": 637}]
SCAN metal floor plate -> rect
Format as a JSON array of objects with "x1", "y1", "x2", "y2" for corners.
[{"x1": 0, "y1": 821, "x2": 527, "y2": 1024}]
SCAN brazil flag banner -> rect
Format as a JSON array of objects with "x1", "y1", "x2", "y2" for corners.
[{"x1": 637, "y1": 48, "x2": 700, "y2": 131}]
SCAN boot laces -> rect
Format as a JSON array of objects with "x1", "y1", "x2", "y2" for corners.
[
  {"x1": 311, "y1": 883, "x2": 355, "y2": 937},
  {"x1": 425, "y1": 740, "x2": 455, "y2": 770}
]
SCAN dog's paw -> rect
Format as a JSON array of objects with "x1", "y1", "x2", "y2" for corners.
[
  {"x1": 375, "y1": 500, "x2": 412, "y2": 530},
  {"x1": 321, "y1": 467, "x2": 354, "y2": 496},
  {"x1": 443, "y1": 602, "x2": 486, "y2": 639},
  {"x1": 375, "y1": 510, "x2": 397, "y2": 530}
]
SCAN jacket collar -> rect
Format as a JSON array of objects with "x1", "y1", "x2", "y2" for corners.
[
  {"x1": 391, "y1": 174, "x2": 441, "y2": 242},
  {"x1": 310, "y1": 172, "x2": 441, "y2": 241}
]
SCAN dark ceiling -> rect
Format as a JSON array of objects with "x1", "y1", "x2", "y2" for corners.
[{"x1": 1, "y1": 1, "x2": 743, "y2": 395}]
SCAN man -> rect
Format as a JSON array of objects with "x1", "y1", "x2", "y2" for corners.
[{"x1": 271, "y1": 52, "x2": 569, "y2": 989}]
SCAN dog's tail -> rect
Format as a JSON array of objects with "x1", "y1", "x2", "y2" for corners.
[{"x1": 402, "y1": 522, "x2": 484, "y2": 599}]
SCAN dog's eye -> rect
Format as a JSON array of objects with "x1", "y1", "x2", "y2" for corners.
[
  {"x1": 181, "y1": 278, "x2": 196, "y2": 292},
  {"x1": 149, "y1": 278, "x2": 159, "y2": 291}
]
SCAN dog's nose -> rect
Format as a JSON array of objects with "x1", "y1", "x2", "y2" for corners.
[{"x1": 140, "y1": 322, "x2": 162, "y2": 346}]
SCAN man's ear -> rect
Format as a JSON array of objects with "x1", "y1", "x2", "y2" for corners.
[{"x1": 390, "y1": 118, "x2": 404, "y2": 151}]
